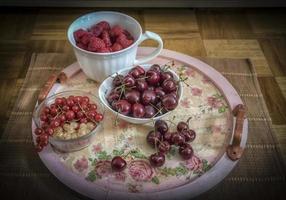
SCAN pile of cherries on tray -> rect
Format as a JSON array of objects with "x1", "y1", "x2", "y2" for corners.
[
  {"x1": 109, "y1": 119, "x2": 196, "y2": 172},
  {"x1": 34, "y1": 95, "x2": 104, "y2": 152},
  {"x1": 147, "y1": 119, "x2": 196, "y2": 167},
  {"x1": 106, "y1": 64, "x2": 180, "y2": 118}
]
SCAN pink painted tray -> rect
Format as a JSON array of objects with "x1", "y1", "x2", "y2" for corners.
[{"x1": 32, "y1": 47, "x2": 248, "y2": 200}]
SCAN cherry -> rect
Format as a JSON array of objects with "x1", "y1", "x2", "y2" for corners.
[
  {"x1": 123, "y1": 74, "x2": 135, "y2": 87},
  {"x1": 162, "y1": 94, "x2": 178, "y2": 110},
  {"x1": 46, "y1": 128, "x2": 54, "y2": 136},
  {"x1": 177, "y1": 121, "x2": 189, "y2": 132},
  {"x1": 107, "y1": 91, "x2": 120, "y2": 104},
  {"x1": 142, "y1": 90, "x2": 157, "y2": 105},
  {"x1": 169, "y1": 91, "x2": 178, "y2": 100},
  {"x1": 154, "y1": 87, "x2": 166, "y2": 99},
  {"x1": 50, "y1": 119, "x2": 61, "y2": 128},
  {"x1": 155, "y1": 120, "x2": 168, "y2": 134},
  {"x1": 171, "y1": 132, "x2": 185, "y2": 146},
  {"x1": 111, "y1": 156, "x2": 127, "y2": 172},
  {"x1": 146, "y1": 70, "x2": 160, "y2": 85},
  {"x1": 163, "y1": 132, "x2": 173, "y2": 144},
  {"x1": 144, "y1": 105, "x2": 156, "y2": 118},
  {"x1": 72, "y1": 105, "x2": 80, "y2": 113},
  {"x1": 158, "y1": 141, "x2": 171, "y2": 153},
  {"x1": 132, "y1": 103, "x2": 145, "y2": 118},
  {"x1": 179, "y1": 145, "x2": 194, "y2": 160},
  {"x1": 43, "y1": 107, "x2": 50, "y2": 114},
  {"x1": 114, "y1": 100, "x2": 131, "y2": 115},
  {"x1": 181, "y1": 129, "x2": 196, "y2": 142},
  {"x1": 162, "y1": 79, "x2": 177, "y2": 93},
  {"x1": 34, "y1": 128, "x2": 44, "y2": 135},
  {"x1": 136, "y1": 80, "x2": 148, "y2": 92},
  {"x1": 149, "y1": 152, "x2": 165, "y2": 167},
  {"x1": 35, "y1": 144, "x2": 43, "y2": 152},
  {"x1": 66, "y1": 99, "x2": 75, "y2": 107},
  {"x1": 150, "y1": 64, "x2": 161, "y2": 72},
  {"x1": 66, "y1": 110, "x2": 75, "y2": 121},
  {"x1": 129, "y1": 66, "x2": 145, "y2": 78},
  {"x1": 179, "y1": 142, "x2": 191, "y2": 149},
  {"x1": 160, "y1": 71, "x2": 173, "y2": 82},
  {"x1": 146, "y1": 130, "x2": 162, "y2": 147},
  {"x1": 55, "y1": 97, "x2": 63, "y2": 106},
  {"x1": 147, "y1": 86, "x2": 155, "y2": 91},
  {"x1": 125, "y1": 89, "x2": 140, "y2": 104},
  {"x1": 113, "y1": 75, "x2": 124, "y2": 86},
  {"x1": 95, "y1": 113, "x2": 104, "y2": 121},
  {"x1": 82, "y1": 96, "x2": 90, "y2": 104}
]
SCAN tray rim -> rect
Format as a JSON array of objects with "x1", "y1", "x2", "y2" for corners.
[{"x1": 32, "y1": 47, "x2": 248, "y2": 200}]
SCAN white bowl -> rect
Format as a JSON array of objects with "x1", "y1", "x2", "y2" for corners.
[
  {"x1": 67, "y1": 11, "x2": 163, "y2": 82},
  {"x1": 98, "y1": 64, "x2": 183, "y2": 124}
]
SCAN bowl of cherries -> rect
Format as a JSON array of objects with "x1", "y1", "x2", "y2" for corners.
[
  {"x1": 98, "y1": 64, "x2": 183, "y2": 124},
  {"x1": 33, "y1": 90, "x2": 105, "y2": 152}
]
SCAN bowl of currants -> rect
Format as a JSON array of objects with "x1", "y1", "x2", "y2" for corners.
[
  {"x1": 98, "y1": 64, "x2": 183, "y2": 124},
  {"x1": 33, "y1": 90, "x2": 105, "y2": 152}
]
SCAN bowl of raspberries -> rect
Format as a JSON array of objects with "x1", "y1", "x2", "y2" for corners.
[
  {"x1": 98, "y1": 64, "x2": 183, "y2": 124},
  {"x1": 67, "y1": 11, "x2": 163, "y2": 82}
]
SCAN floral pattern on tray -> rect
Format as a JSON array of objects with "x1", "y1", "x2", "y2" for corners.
[{"x1": 55, "y1": 62, "x2": 232, "y2": 192}]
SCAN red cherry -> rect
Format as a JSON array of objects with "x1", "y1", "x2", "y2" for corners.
[
  {"x1": 43, "y1": 107, "x2": 50, "y2": 114},
  {"x1": 181, "y1": 129, "x2": 196, "y2": 142},
  {"x1": 82, "y1": 96, "x2": 90, "y2": 103},
  {"x1": 50, "y1": 119, "x2": 61, "y2": 128},
  {"x1": 163, "y1": 132, "x2": 173, "y2": 144},
  {"x1": 72, "y1": 105, "x2": 80, "y2": 113},
  {"x1": 95, "y1": 113, "x2": 104, "y2": 121},
  {"x1": 179, "y1": 145, "x2": 194, "y2": 160},
  {"x1": 132, "y1": 103, "x2": 145, "y2": 118},
  {"x1": 158, "y1": 141, "x2": 171, "y2": 153},
  {"x1": 150, "y1": 64, "x2": 161, "y2": 72},
  {"x1": 66, "y1": 99, "x2": 75, "y2": 107},
  {"x1": 154, "y1": 87, "x2": 166, "y2": 99},
  {"x1": 141, "y1": 90, "x2": 157, "y2": 105},
  {"x1": 46, "y1": 128, "x2": 54, "y2": 136},
  {"x1": 65, "y1": 111, "x2": 75, "y2": 121},
  {"x1": 149, "y1": 152, "x2": 165, "y2": 167},
  {"x1": 162, "y1": 94, "x2": 178, "y2": 110},
  {"x1": 35, "y1": 144, "x2": 43, "y2": 152},
  {"x1": 114, "y1": 100, "x2": 131, "y2": 115},
  {"x1": 129, "y1": 67, "x2": 141, "y2": 78},
  {"x1": 123, "y1": 74, "x2": 135, "y2": 87},
  {"x1": 160, "y1": 71, "x2": 173, "y2": 82},
  {"x1": 136, "y1": 80, "x2": 148, "y2": 92},
  {"x1": 55, "y1": 97, "x2": 63, "y2": 106},
  {"x1": 146, "y1": 70, "x2": 160, "y2": 85},
  {"x1": 89, "y1": 103, "x2": 97, "y2": 110},
  {"x1": 34, "y1": 128, "x2": 44, "y2": 135},
  {"x1": 111, "y1": 156, "x2": 127, "y2": 172},
  {"x1": 171, "y1": 133, "x2": 185, "y2": 146},
  {"x1": 125, "y1": 89, "x2": 140, "y2": 104},
  {"x1": 162, "y1": 79, "x2": 177, "y2": 93},
  {"x1": 112, "y1": 74, "x2": 124, "y2": 86},
  {"x1": 155, "y1": 120, "x2": 168, "y2": 134},
  {"x1": 40, "y1": 114, "x2": 48, "y2": 122},
  {"x1": 144, "y1": 105, "x2": 156, "y2": 118},
  {"x1": 177, "y1": 122, "x2": 189, "y2": 132},
  {"x1": 146, "y1": 130, "x2": 162, "y2": 147}
]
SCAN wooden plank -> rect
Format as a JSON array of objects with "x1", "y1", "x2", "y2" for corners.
[
  {"x1": 275, "y1": 77, "x2": 286, "y2": 99},
  {"x1": 203, "y1": 39, "x2": 273, "y2": 76},
  {"x1": 272, "y1": 125, "x2": 286, "y2": 164},
  {"x1": 258, "y1": 77, "x2": 286, "y2": 125},
  {"x1": 196, "y1": 9, "x2": 254, "y2": 39},
  {"x1": 258, "y1": 38, "x2": 286, "y2": 76}
]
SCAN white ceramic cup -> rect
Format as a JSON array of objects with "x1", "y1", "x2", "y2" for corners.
[{"x1": 67, "y1": 11, "x2": 163, "y2": 82}]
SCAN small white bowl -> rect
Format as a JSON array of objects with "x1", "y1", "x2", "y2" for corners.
[{"x1": 98, "y1": 64, "x2": 183, "y2": 124}]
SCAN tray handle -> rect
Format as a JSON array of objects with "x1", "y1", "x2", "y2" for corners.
[
  {"x1": 226, "y1": 104, "x2": 246, "y2": 161},
  {"x1": 37, "y1": 72, "x2": 67, "y2": 104}
]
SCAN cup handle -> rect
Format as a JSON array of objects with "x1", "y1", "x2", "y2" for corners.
[{"x1": 134, "y1": 31, "x2": 163, "y2": 65}]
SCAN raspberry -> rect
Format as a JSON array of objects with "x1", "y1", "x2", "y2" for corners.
[
  {"x1": 101, "y1": 30, "x2": 112, "y2": 47},
  {"x1": 124, "y1": 30, "x2": 134, "y2": 40},
  {"x1": 110, "y1": 25, "x2": 124, "y2": 37},
  {"x1": 116, "y1": 34, "x2": 134, "y2": 48},
  {"x1": 76, "y1": 42, "x2": 87, "y2": 50},
  {"x1": 80, "y1": 32, "x2": 93, "y2": 45},
  {"x1": 111, "y1": 43, "x2": 123, "y2": 52},
  {"x1": 73, "y1": 29, "x2": 88, "y2": 42},
  {"x1": 90, "y1": 25, "x2": 103, "y2": 37},
  {"x1": 97, "y1": 21, "x2": 111, "y2": 30},
  {"x1": 97, "y1": 47, "x2": 111, "y2": 53},
  {"x1": 87, "y1": 37, "x2": 106, "y2": 52}
]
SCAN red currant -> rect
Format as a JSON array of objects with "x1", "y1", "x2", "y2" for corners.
[
  {"x1": 65, "y1": 110, "x2": 75, "y2": 121},
  {"x1": 34, "y1": 128, "x2": 44, "y2": 135},
  {"x1": 95, "y1": 113, "x2": 104, "y2": 121}
]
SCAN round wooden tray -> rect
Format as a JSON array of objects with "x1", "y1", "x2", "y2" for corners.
[{"x1": 32, "y1": 47, "x2": 248, "y2": 200}]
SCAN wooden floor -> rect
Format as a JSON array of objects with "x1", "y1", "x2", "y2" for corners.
[{"x1": 0, "y1": 7, "x2": 286, "y2": 161}]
